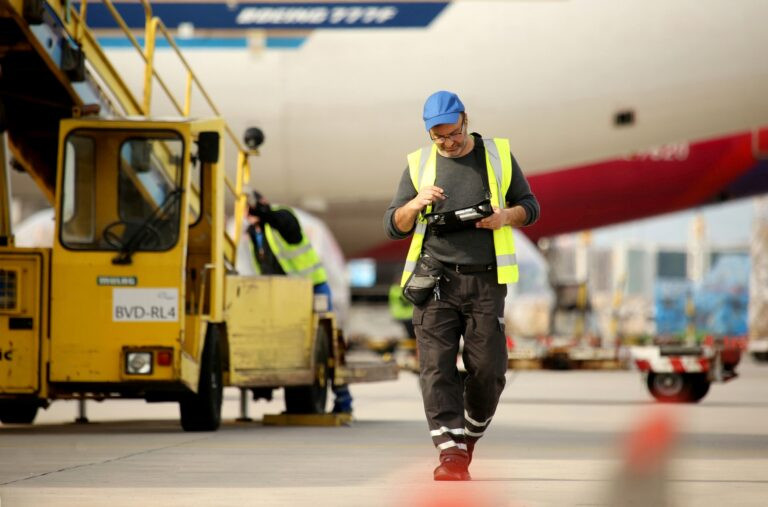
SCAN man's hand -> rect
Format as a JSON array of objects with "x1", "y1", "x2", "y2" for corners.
[
  {"x1": 393, "y1": 185, "x2": 446, "y2": 234},
  {"x1": 407, "y1": 185, "x2": 446, "y2": 212},
  {"x1": 475, "y1": 207, "x2": 507, "y2": 230},
  {"x1": 475, "y1": 205, "x2": 528, "y2": 230}
]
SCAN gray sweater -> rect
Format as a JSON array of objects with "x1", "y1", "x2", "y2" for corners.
[{"x1": 383, "y1": 134, "x2": 540, "y2": 265}]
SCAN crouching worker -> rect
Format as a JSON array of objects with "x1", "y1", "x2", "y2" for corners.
[{"x1": 246, "y1": 190, "x2": 353, "y2": 414}]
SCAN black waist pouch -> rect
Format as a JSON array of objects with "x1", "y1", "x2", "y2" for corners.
[{"x1": 402, "y1": 254, "x2": 444, "y2": 306}]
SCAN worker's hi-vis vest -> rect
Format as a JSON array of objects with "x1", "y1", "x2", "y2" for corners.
[
  {"x1": 251, "y1": 206, "x2": 328, "y2": 285},
  {"x1": 388, "y1": 283, "x2": 414, "y2": 320},
  {"x1": 400, "y1": 138, "x2": 519, "y2": 286}
]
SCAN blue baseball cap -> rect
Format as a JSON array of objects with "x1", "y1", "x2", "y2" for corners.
[{"x1": 423, "y1": 91, "x2": 464, "y2": 131}]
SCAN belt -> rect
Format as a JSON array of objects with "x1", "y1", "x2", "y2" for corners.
[{"x1": 441, "y1": 262, "x2": 496, "y2": 274}]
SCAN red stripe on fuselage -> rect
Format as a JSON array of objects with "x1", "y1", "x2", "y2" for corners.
[{"x1": 524, "y1": 132, "x2": 756, "y2": 242}]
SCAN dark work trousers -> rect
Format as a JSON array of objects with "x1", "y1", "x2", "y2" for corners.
[{"x1": 412, "y1": 268, "x2": 508, "y2": 455}]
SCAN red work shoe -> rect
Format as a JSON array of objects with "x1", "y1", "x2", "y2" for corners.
[
  {"x1": 466, "y1": 439, "x2": 476, "y2": 465},
  {"x1": 433, "y1": 453, "x2": 471, "y2": 481}
]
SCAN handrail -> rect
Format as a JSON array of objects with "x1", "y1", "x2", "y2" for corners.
[
  {"x1": 99, "y1": 0, "x2": 144, "y2": 60},
  {"x1": 74, "y1": 0, "x2": 254, "y2": 150},
  {"x1": 76, "y1": 0, "x2": 88, "y2": 44},
  {"x1": 149, "y1": 13, "x2": 252, "y2": 155}
]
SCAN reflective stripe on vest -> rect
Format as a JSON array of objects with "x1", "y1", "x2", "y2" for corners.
[
  {"x1": 400, "y1": 138, "x2": 519, "y2": 285},
  {"x1": 400, "y1": 145, "x2": 437, "y2": 286},
  {"x1": 262, "y1": 206, "x2": 328, "y2": 285}
]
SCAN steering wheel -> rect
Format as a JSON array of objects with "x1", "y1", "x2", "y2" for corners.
[{"x1": 103, "y1": 220, "x2": 163, "y2": 250}]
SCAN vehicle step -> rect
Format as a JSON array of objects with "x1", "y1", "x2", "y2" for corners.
[{"x1": 262, "y1": 413, "x2": 353, "y2": 426}]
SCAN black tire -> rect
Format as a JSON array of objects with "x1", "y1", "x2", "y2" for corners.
[
  {"x1": 688, "y1": 374, "x2": 711, "y2": 402},
  {"x1": 285, "y1": 326, "x2": 330, "y2": 414},
  {"x1": 180, "y1": 325, "x2": 223, "y2": 431},
  {"x1": 752, "y1": 351, "x2": 768, "y2": 363},
  {"x1": 647, "y1": 372, "x2": 709, "y2": 403},
  {"x1": 0, "y1": 400, "x2": 40, "y2": 424}
]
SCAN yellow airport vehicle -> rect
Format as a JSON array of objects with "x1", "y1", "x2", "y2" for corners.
[{"x1": 0, "y1": 0, "x2": 396, "y2": 430}]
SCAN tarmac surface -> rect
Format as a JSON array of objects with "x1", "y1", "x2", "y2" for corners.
[{"x1": 1, "y1": 358, "x2": 767, "y2": 506}]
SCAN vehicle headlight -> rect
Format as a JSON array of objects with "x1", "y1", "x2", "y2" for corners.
[{"x1": 126, "y1": 351, "x2": 153, "y2": 375}]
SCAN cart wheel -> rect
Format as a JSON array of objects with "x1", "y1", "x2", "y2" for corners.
[
  {"x1": 647, "y1": 372, "x2": 709, "y2": 403},
  {"x1": 180, "y1": 325, "x2": 223, "y2": 431},
  {"x1": 285, "y1": 326, "x2": 329, "y2": 414},
  {"x1": 752, "y1": 352, "x2": 768, "y2": 363},
  {"x1": 688, "y1": 374, "x2": 710, "y2": 402},
  {"x1": 0, "y1": 400, "x2": 39, "y2": 424}
]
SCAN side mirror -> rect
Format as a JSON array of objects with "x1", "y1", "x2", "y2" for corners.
[
  {"x1": 197, "y1": 131, "x2": 220, "y2": 164},
  {"x1": 243, "y1": 127, "x2": 265, "y2": 150}
]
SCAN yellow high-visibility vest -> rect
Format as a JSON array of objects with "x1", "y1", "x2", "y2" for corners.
[
  {"x1": 400, "y1": 138, "x2": 519, "y2": 286},
  {"x1": 250, "y1": 206, "x2": 328, "y2": 285},
  {"x1": 388, "y1": 283, "x2": 414, "y2": 320}
]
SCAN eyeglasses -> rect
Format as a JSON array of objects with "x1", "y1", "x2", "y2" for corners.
[{"x1": 430, "y1": 118, "x2": 465, "y2": 144}]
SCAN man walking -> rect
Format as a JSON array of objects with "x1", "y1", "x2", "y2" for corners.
[{"x1": 383, "y1": 91, "x2": 540, "y2": 480}]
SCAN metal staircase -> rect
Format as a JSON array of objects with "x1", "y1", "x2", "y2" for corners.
[{"x1": 0, "y1": 0, "x2": 254, "y2": 264}]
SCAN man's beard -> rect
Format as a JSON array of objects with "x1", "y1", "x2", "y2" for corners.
[{"x1": 438, "y1": 138, "x2": 467, "y2": 158}]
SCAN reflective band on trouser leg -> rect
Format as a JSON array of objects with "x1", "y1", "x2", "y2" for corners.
[
  {"x1": 464, "y1": 410, "x2": 493, "y2": 439},
  {"x1": 430, "y1": 426, "x2": 468, "y2": 451},
  {"x1": 438, "y1": 441, "x2": 468, "y2": 451}
]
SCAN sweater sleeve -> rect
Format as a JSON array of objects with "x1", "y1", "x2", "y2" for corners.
[
  {"x1": 262, "y1": 207, "x2": 303, "y2": 244},
  {"x1": 383, "y1": 167, "x2": 419, "y2": 239},
  {"x1": 505, "y1": 153, "x2": 540, "y2": 226}
]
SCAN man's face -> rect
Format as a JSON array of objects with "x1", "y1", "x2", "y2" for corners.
[{"x1": 430, "y1": 115, "x2": 468, "y2": 158}]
